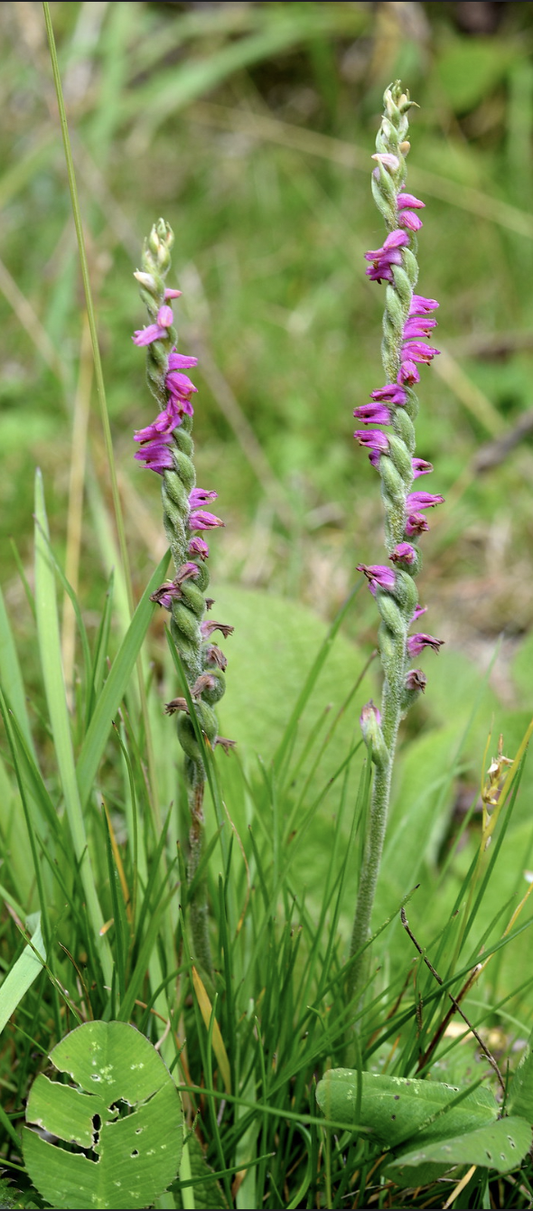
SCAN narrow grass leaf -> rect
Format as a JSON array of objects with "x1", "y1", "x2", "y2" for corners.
[
  {"x1": 34, "y1": 470, "x2": 111, "y2": 981},
  {"x1": 192, "y1": 965, "x2": 231, "y2": 1095},
  {"x1": 76, "y1": 550, "x2": 170, "y2": 807},
  {"x1": 0, "y1": 913, "x2": 46, "y2": 1034}
]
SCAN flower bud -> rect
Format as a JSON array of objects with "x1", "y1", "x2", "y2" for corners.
[{"x1": 360, "y1": 701, "x2": 389, "y2": 770}]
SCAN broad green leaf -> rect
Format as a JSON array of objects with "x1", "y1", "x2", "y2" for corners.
[
  {"x1": 23, "y1": 1021, "x2": 183, "y2": 1210},
  {"x1": 316, "y1": 1069, "x2": 498, "y2": 1147},
  {"x1": 213, "y1": 584, "x2": 372, "y2": 772},
  {"x1": 75, "y1": 550, "x2": 170, "y2": 809},
  {"x1": 386, "y1": 1116, "x2": 532, "y2": 1179},
  {"x1": 508, "y1": 1027, "x2": 533, "y2": 1122},
  {"x1": 0, "y1": 913, "x2": 46, "y2": 1034}
]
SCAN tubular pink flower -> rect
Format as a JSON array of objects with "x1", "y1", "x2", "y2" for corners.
[
  {"x1": 189, "y1": 509, "x2": 225, "y2": 531},
  {"x1": 405, "y1": 512, "x2": 429, "y2": 537},
  {"x1": 409, "y1": 294, "x2": 439, "y2": 315},
  {"x1": 398, "y1": 211, "x2": 423, "y2": 232},
  {"x1": 188, "y1": 536, "x2": 210, "y2": 560},
  {"x1": 370, "y1": 383, "x2": 408, "y2": 406},
  {"x1": 403, "y1": 316, "x2": 437, "y2": 339},
  {"x1": 407, "y1": 632, "x2": 444, "y2": 656},
  {"x1": 132, "y1": 323, "x2": 168, "y2": 347},
  {"x1": 356, "y1": 563, "x2": 396, "y2": 590},
  {"x1": 412, "y1": 457, "x2": 433, "y2": 478},
  {"x1": 168, "y1": 350, "x2": 198, "y2": 370},
  {"x1": 134, "y1": 440, "x2": 174, "y2": 474},
  {"x1": 134, "y1": 404, "x2": 183, "y2": 442},
  {"x1": 365, "y1": 230, "x2": 410, "y2": 283},
  {"x1": 401, "y1": 342, "x2": 440, "y2": 364},
  {"x1": 397, "y1": 193, "x2": 425, "y2": 210},
  {"x1": 411, "y1": 603, "x2": 428, "y2": 622},
  {"x1": 132, "y1": 304, "x2": 174, "y2": 346},
  {"x1": 166, "y1": 371, "x2": 197, "y2": 398},
  {"x1": 157, "y1": 304, "x2": 174, "y2": 327},
  {"x1": 407, "y1": 491, "x2": 444, "y2": 511},
  {"x1": 389, "y1": 542, "x2": 417, "y2": 565},
  {"x1": 164, "y1": 288, "x2": 182, "y2": 300},
  {"x1": 353, "y1": 401, "x2": 392, "y2": 424},
  {"x1": 354, "y1": 429, "x2": 390, "y2": 452},
  {"x1": 189, "y1": 488, "x2": 218, "y2": 508},
  {"x1": 397, "y1": 359, "x2": 420, "y2": 385}
]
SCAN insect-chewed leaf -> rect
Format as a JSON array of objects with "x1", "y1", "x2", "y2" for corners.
[
  {"x1": 316, "y1": 1069, "x2": 498, "y2": 1148},
  {"x1": 508, "y1": 1029, "x2": 533, "y2": 1123},
  {"x1": 386, "y1": 1115, "x2": 532, "y2": 1180},
  {"x1": 23, "y1": 1020, "x2": 183, "y2": 1210}
]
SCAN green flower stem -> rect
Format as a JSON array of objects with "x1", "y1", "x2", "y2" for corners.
[
  {"x1": 347, "y1": 83, "x2": 428, "y2": 1004},
  {"x1": 135, "y1": 224, "x2": 230, "y2": 989}
]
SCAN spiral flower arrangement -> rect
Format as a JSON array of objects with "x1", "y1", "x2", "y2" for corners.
[
  {"x1": 349, "y1": 83, "x2": 444, "y2": 999},
  {"x1": 132, "y1": 219, "x2": 233, "y2": 981}
]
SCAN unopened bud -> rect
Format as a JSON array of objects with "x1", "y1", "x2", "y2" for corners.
[
  {"x1": 399, "y1": 140, "x2": 411, "y2": 156},
  {"x1": 360, "y1": 701, "x2": 389, "y2": 770},
  {"x1": 134, "y1": 270, "x2": 157, "y2": 291}
]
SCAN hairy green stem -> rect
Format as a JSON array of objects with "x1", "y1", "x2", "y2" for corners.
[{"x1": 347, "y1": 81, "x2": 432, "y2": 1004}]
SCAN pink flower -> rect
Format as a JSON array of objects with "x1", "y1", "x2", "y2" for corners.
[
  {"x1": 397, "y1": 193, "x2": 425, "y2": 210},
  {"x1": 407, "y1": 632, "x2": 444, "y2": 656},
  {"x1": 132, "y1": 323, "x2": 168, "y2": 347},
  {"x1": 365, "y1": 230, "x2": 409, "y2": 283},
  {"x1": 389, "y1": 542, "x2": 417, "y2": 565},
  {"x1": 406, "y1": 491, "x2": 444, "y2": 511},
  {"x1": 134, "y1": 398, "x2": 185, "y2": 443},
  {"x1": 166, "y1": 371, "x2": 197, "y2": 398},
  {"x1": 189, "y1": 488, "x2": 218, "y2": 508},
  {"x1": 189, "y1": 510, "x2": 225, "y2": 531},
  {"x1": 164, "y1": 288, "x2": 182, "y2": 300},
  {"x1": 403, "y1": 317, "x2": 437, "y2": 340},
  {"x1": 168, "y1": 350, "x2": 198, "y2": 370},
  {"x1": 353, "y1": 402, "x2": 392, "y2": 425},
  {"x1": 412, "y1": 457, "x2": 433, "y2": 478},
  {"x1": 398, "y1": 359, "x2": 420, "y2": 386},
  {"x1": 401, "y1": 342, "x2": 440, "y2": 364},
  {"x1": 411, "y1": 603, "x2": 428, "y2": 622},
  {"x1": 356, "y1": 563, "x2": 396, "y2": 590},
  {"x1": 134, "y1": 439, "x2": 174, "y2": 474},
  {"x1": 370, "y1": 383, "x2": 408, "y2": 406},
  {"x1": 132, "y1": 304, "x2": 174, "y2": 347},
  {"x1": 188, "y1": 536, "x2": 210, "y2": 560},
  {"x1": 354, "y1": 429, "x2": 390, "y2": 452},
  {"x1": 409, "y1": 294, "x2": 439, "y2": 315},
  {"x1": 405, "y1": 512, "x2": 429, "y2": 537},
  {"x1": 398, "y1": 211, "x2": 423, "y2": 232}
]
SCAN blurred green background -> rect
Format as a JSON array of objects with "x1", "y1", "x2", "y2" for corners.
[{"x1": 3, "y1": 0, "x2": 533, "y2": 984}]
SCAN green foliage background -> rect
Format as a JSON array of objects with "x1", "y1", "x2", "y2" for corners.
[{"x1": 3, "y1": 3, "x2": 533, "y2": 1202}]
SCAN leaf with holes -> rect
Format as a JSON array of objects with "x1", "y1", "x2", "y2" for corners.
[
  {"x1": 316, "y1": 1069, "x2": 498, "y2": 1147},
  {"x1": 23, "y1": 1020, "x2": 183, "y2": 1210},
  {"x1": 386, "y1": 1116, "x2": 532, "y2": 1180}
]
